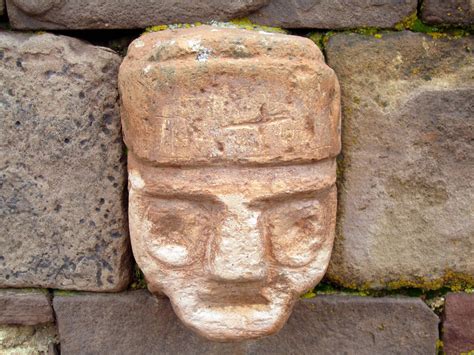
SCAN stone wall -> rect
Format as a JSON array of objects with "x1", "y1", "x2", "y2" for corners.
[{"x1": 0, "y1": 0, "x2": 473, "y2": 353}]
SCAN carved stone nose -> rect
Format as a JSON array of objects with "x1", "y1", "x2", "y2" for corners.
[{"x1": 207, "y1": 195, "x2": 267, "y2": 282}]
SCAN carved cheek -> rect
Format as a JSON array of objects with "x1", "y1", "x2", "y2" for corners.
[
  {"x1": 143, "y1": 200, "x2": 213, "y2": 267},
  {"x1": 265, "y1": 199, "x2": 326, "y2": 268}
]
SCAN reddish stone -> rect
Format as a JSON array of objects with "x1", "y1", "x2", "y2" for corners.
[
  {"x1": 0, "y1": 289, "x2": 53, "y2": 325},
  {"x1": 443, "y1": 293, "x2": 474, "y2": 355}
]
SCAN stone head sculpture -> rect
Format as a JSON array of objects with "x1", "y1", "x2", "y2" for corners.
[{"x1": 119, "y1": 25, "x2": 341, "y2": 341}]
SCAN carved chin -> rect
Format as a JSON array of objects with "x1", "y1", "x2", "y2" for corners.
[{"x1": 168, "y1": 290, "x2": 294, "y2": 341}]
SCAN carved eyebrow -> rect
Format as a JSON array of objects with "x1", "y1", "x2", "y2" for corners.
[
  {"x1": 138, "y1": 190, "x2": 224, "y2": 206},
  {"x1": 247, "y1": 185, "x2": 333, "y2": 208}
]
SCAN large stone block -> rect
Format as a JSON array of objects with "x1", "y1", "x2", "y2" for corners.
[
  {"x1": 248, "y1": 296, "x2": 439, "y2": 354},
  {"x1": 325, "y1": 32, "x2": 474, "y2": 289},
  {"x1": 421, "y1": 0, "x2": 474, "y2": 26},
  {"x1": 6, "y1": 0, "x2": 269, "y2": 30},
  {"x1": 0, "y1": 32, "x2": 131, "y2": 291},
  {"x1": 442, "y1": 293, "x2": 474, "y2": 355},
  {"x1": 0, "y1": 289, "x2": 53, "y2": 325},
  {"x1": 53, "y1": 290, "x2": 247, "y2": 354},
  {"x1": 53, "y1": 290, "x2": 439, "y2": 354},
  {"x1": 248, "y1": 0, "x2": 417, "y2": 29}
]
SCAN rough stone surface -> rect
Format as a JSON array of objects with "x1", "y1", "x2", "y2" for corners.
[
  {"x1": 325, "y1": 32, "x2": 474, "y2": 289},
  {"x1": 0, "y1": 0, "x2": 4, "y2": 16},
  {"x1": 0, "y1": 32, "x2": 131, "y2": 291},
  {"x1": 248, "y1": 0, "x2": 418, "y2": 29},
  {"x1": 54, "y1": 290, "x2": 248, "y2": 354},
  {"x1": 443, "y1": 293, "x2": 474, "y2": 355},
  {"x1": 0, "y1": 289, "x2": 53, "y2": 325},
  {"x1": 120, "y1": 26, "x2": 340, "y2": 341},
  {"x1": 6, "y1": 0, "x2": 269, "y2": 30},
  {"x1": 248, "y1": 296, "x2": 439, "y2": 354},
  {"x1": 422, "y1": 0, "x2": 474, "y2": 25},
  {"x1": 0, "y1": 324, "x2": 58, "y2": 354},
  {"x1": 54, "y1": 291, "x2": 439, "y2": 354}
]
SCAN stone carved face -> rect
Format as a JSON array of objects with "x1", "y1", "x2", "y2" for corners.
[{"x1": 119, "y1": 26, "x2": 340, "y2": 341}]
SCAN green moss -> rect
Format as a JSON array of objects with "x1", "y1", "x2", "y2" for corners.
[
  {"x1": 301, "y1": 290, "x2": 316, "y2": 299},
  {"x1": 129, "y1": 264, "x2": 147, "y2": 289},
  {"x1": 144, "y1": 19, "x2": 286, "y2": 35},
  {"x1": 145, "y1": 22, "x2": 203, "y2": 33},
  {"x1": 436, "y1": 339, "x2": 444, "y2": 355},
  {"x1": 308, "y1": 32, "x2": 325, "y2": 50},
  {"x1": 229, "y1": 18, "x2": 287, "y2": 34},
  {"x1": 394, "y1": 11, "x2": 472, "y2": 39}
]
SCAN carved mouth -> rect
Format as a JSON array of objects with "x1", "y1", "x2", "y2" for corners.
[{"x1": 197, "y1": 281, "x2": 270, "y2": 305}]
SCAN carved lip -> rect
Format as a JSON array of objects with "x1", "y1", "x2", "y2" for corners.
[{"x1": 197, "y1": 281, "x2": 269, "y2": 305}]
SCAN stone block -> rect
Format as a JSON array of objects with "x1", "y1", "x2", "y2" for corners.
[
  {"x1": 0, "y1": 32, "x2": 131, "y2": 291},
  {"x1": 442, "y1": 293, "x2": 474, "y2": 355},
  {"x1": 248, "y1": 0, "x2": 417, "y2": 29},
  {"x1": 0, "y1": 0, "x2": 4, "y2": 16},
  {"x1": 6, "y1": 0, "x2": 269, "y2": 30},
  {"x1": 53, "y1": 290, "x2": 247, "y2": 354},
  {"x1": 247, "y1": 296, "x2": 439, "y2": 354},
  {"x1": 0, "y1": 289, "x2": 53, "y2": 325},
  {"x1": 325, "y1": 32, "x2": 474, "y2": 289},
  {"x1": 422, "y1": 0, "x2": 474, "y2": 26},
  {"x1": 53, "y1": 290, "x2": 439, "y2": 354},
  {"x1": 0, "y1": 324, "x2": 58, "y2": 354}
]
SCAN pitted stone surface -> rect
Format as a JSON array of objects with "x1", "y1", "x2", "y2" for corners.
[
  {"x1": 0, "y1": 32, "x2": 131, "y2": 291},
  {"x1": 0, "y1": 324, "x2": 58, "y2": 354},
  {"x1": 442, "y1": 293, "x2": 474, "y2": 355},
  {"x1": 120, "y1": 26, "x2": 341, "y2": 341},
  {"x1": 422, "y1": 0, "x2": 474, "y2": 25},
  {"x1": 325, "y1": 32, "x2": 474, "y2": 289},
  {"x1": 53, "y1": 291, "x2": 439, "y2": 354},
  {"x1": 6, "y1": 0, "x2": 269, "y2": 30},
  {"x1": 248, "y1": 0, "x2": 418, "y2": 29},
  {"x1": 0, "y1": 289, "x2": 53, "y2": 325}
]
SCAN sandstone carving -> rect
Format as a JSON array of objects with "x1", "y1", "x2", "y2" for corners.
[
  {"x1": 119, "y1": 26, "x2": 341, "y2": 341},
  {"x1": 6, "y1": 0, "x2": 269, "y2": 30}
]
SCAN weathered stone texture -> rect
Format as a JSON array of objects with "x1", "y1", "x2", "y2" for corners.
[
  {"x1": 6, "y1": 0, "x2": 269, "y2": 30},
  {"x1": 0, "y1": 324, "x2": 58, "y2": 354},
  {"x1": 443, "y1": 293, "x2": 474, "y2": 355},
  {"x1": 0, "y1": 0, "x2": 4, "y2": 16},
  {"x1": 53, "y1": 291, "x2": 438, "y2": 354},
  {"x1": 422, "y1": 0, "x2": 474, "y2": 25},
  {"x1": 53, "y1": 290, "x2": 247, "y2": 354},
  {"x1": 325, "y1": 32, "x2": 474, "y2": 289},
  {"x1": 248, "y1": 296, "x2": 439, "y2": 354},
  {"x1": 120, "y1": 26, "x2": 340, "y2": 341},
  {"x1": 0, "y1": 32, "x2": 131, "y2": 291},
  {"x1": 0, "y1": 289, "x2": 53, "y2": 325},
  {"x1": 248, "y1": 0, "x2": 418, "y2": 29}
]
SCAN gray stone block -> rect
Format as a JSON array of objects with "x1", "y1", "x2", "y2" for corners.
[
  {"x1": 325, "y1": 32, "x2": 474, "y2": 290},
  {"x1": 248, "y1": 0, "x2": 417, "y2": 29},
  {"x1": 53, "y1": 290, "x2": 439, "y2": 354},
  {"x1": 0, "y1": 289, "x2": 53, "y2": 325},
  {"x1": 0, "y1": 32, "x2": 131, "y2": 291},
  {"x1": 422, "y1": 0, "x2": 474, "y2": 26},
  {"x1": 6, "y1": 0, "x2": 269, "y2": 30}
]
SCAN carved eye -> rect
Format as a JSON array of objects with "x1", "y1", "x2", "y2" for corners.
[
  {"x1": 144, "y1": 199, "x2": 216, "y2": 267},
  {"x1": 264, "y1": 198, "x2": 327, "y2": 267}
]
